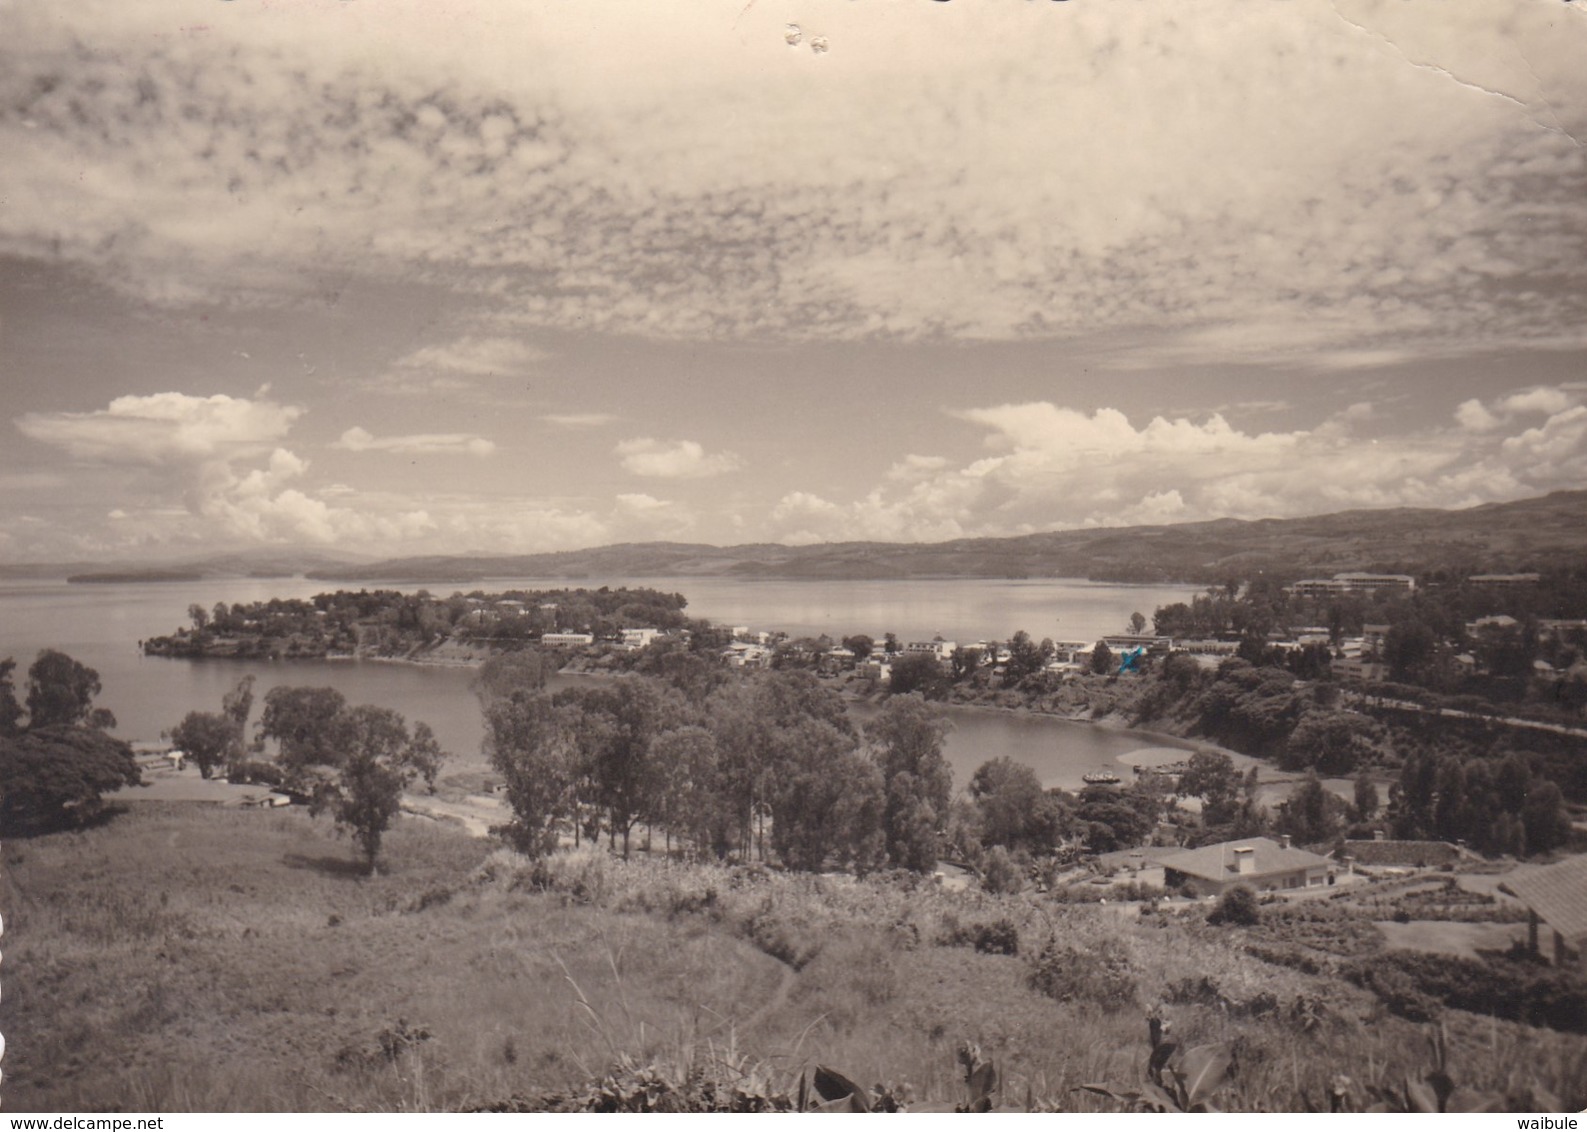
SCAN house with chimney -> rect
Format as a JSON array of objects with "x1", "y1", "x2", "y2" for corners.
[{"x1": 1160, "y1": 835, "x2": 1331, "y2": 897}]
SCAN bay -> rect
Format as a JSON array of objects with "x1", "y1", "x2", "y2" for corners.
[{"x1": 0, "y1": 575, "x2": 1200, "y2": 791}]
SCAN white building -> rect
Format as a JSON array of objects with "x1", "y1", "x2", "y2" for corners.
[{"x1": 541, "y1": 632, "x2": 595, "y2": 646}]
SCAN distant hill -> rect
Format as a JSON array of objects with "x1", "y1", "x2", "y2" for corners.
[
  {"x1": 5, "y1": 549, "x2": 370, "y2": 584},
  {"x1": 303, "y1": 490, "x2": 1587, "y2": 585}
]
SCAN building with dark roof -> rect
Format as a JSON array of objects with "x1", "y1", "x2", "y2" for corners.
[
  {"x1": 1160, "y1": 836, "x2": 1332, "y2": 897},
  {"x1": 1505, "y1": 856, "x2": 1587, "y2": 973}
]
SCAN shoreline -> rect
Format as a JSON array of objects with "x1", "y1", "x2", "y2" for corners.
[{"x1": 137, "y1": 643, "x2": 1297, "y2": 792}]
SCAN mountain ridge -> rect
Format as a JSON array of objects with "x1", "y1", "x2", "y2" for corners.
[
  {"x1": 7, "y1": 491, "x2": 1582, "y2": 585},
  {"x1": 300, "y1": 490, "x2": 1587, "y2": 585}
]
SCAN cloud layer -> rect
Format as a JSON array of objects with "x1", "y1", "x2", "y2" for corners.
[
  {"x1": 2, "y1": 3, "x2": 1586, "y2": 561},
  {"x1": 7, "y1": 382, "x2": 1587, "y2": 558},
  {"x1": 1, "y1": 1, "x2": 1582, "y2": 363},
  {"x1": 759, "y1": 384, "x2": 1587, "y2": 543}
]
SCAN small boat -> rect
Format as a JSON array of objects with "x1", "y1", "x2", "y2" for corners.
[{"x1": 1082, "y1": 771, "x2": 1122, "y2": 786}]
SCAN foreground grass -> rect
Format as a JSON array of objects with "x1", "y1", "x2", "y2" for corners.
[{"x1": 3, "y1": 803, "x2": 1584, "y2": 1112}]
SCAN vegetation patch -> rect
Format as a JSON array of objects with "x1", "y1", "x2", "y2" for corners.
[
  {"x1": 1346, "y1": 952, "x2": 1587, "y2": 1034},
  {"x1": 1029, "y1": 938, "x2": 1138, "y2": 1010}
]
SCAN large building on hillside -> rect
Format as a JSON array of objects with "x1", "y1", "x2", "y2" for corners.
[
  {"x1": 1287, "y1": 572, "x2": 1416, "y2": 598},
  {"x1": 1160, "y1": 836, "x2": 1332, "y2": 897}
]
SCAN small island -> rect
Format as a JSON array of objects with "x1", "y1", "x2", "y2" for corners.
[
  {"x1": 69, "y1": 570, "x2": 206, "y2": 584},
  {"x1": 140, "y1": 585, "x2": 694, "y2": 661}
]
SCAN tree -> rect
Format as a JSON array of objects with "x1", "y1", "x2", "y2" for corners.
[
  {"x1": 867, "y1": 696, "x2": 953, "y2": 872},
  {"x1": 842, "y1": 634, "x2": 874, "y2": 661},
  {"x1": 0, "y1": 724, "x2": 141, "y2": 833},
  {"x1": 473, "y1": 649, "x2": 557, "y2": 705},
  {"x1": 0, "y1": 658, "x2": 23, "y2": 737},
  {"x1": 563, "y1": 677, "x2": 687, "y2": 857},
  {"x1": 1472, "y1": 622, "x2": 1537, "y2": 679},
  {"x1": 980, "y1": 844, "x2": 1025, "y2": 895},
  {"x1": 310, "y1": 704, "x2": 446, "y2": 873},
  {"x1": 220, "y1": 674, "x2": 256, "y2": 764},
  {"x1": 647, "y1": 648, "x2": 727, "y2": 704},
  {"x1": 26, "y1": 649, "x2": 113, "y2": 730},
  {"x1": 888, "y1": 651, "x2": 949, "y2": 700},
  {"x1": 406, "y1": 722, "x2": 444, "y2": 792},
  {"x1": 1276, "y1": 774, "x2": 1345, "y2": 845},
  {"x1": 1432, "y1": 758, "x2": 1468, "y2": 843},
  {"x1": 1282, "y1": 710, "x2": 1378, "y2": 775},
  {"x1": 1076, "y1": 784, "x2": 1157, "y2": 852},
  {"x1": 768, "y1": 717, "x2": 885, "y2": 873},
  {"x1": 1384, "y1": 620, "x2": 1437, "y2": 683},
  {"x1": 1521, "y1": 780, "x2": 1571, "y2": 856},
  {"x1": 1176, "y1": 749, "x2": 1245, "y2": 827},
  {"x1": 484, "y1": 691, "x2": 581, "y2": 856},
  {"x1": 169, "y1": 711, "x2": 237, "y2": 780},
  {"x1": 1005, "y1": 631, "x2": 1046, "y2": 683},
  {"x1": 1090, "y1": 641, "x2": 1115, "y2": 676},
  {"x1": 707, "y1": 670, "x2": 856, "y2": 860},
  {"x1": 188, "y1": 603, "x2": 210, "y2": 634},
  {"x1": 1353, "y1": 773, "x2": 1380, "y2": 821},
  {"x1": 1129, "y1": 611, "x2": 1148, "y2": 634},
  {"x1": 650, "y1": 724, "x2": 732, "y2": 858},
  {"x1": 969, "y1": 757, "x2": 1047, "y2": 852},
  {"x1": 1207, "y1": 884, "x2": 1260, "y2": 927},
  {"x1": 1495, "y1": 753, "x2": 1533, "y2": 815},
  {"x1": 259, "y1": 686, "x2": 348, "y2": 772},
  {"x1": 950, "y1": 645, "x2": 984, "y2": 682}
]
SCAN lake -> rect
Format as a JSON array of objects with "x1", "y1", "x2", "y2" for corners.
[{"x1": 0, "y1": 575, "x2": 1201, "y2": 791}]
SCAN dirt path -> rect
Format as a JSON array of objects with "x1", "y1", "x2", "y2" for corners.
[
  {"x1": 401, "y1": 791, "x2": 507, "y2": 837},
  {"x1": 739, "y1": 954, "x2": 799, "y2": 1035}
]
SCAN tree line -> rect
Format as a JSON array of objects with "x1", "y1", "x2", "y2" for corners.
[{"x1": 476, "y1": 656, "x2": 955, "y2": 873}]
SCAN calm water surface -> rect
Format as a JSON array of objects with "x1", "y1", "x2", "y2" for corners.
[{"x1": 0, "y1": 575, "x2": 1199, "y2": 791}]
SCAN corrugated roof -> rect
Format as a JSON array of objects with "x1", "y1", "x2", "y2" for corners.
[
  {"x1": 1505, "y1": 856, "x2": 1587, "y2": 946},
  {"x1": 1159, "y1": 836, "x2": 1332, "y2": 883}
]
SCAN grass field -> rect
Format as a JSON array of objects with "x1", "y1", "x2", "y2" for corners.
[{"x1": 3, "y1": 802, "x2": 1584, "y2": 1112}]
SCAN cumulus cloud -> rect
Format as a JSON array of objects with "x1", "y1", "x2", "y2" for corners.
[
  {"x1": 15, "y1": 392, "x2": 302, "y2": 464},
  {"x1": 614, "y1": 437, "x2": 742, "y2": 479},
  {"x1": 614, "y1": 492, "x2": 697, "y2": 538},
  {"x1": 334, "y1": 426, "x2": 495, "y2": 456},
  {"x1": 1455, "y1": 398, "x2": 1501, "y2": 432},
  {"x1": 12, "y1": 392, "x2": 438, "y2": 546},
  {"x1": 1498, "y1": 387, "x2": 1576, "y2": 417},
  {"x1": 762, "y1": 385, "x2": 1587, "y2": 543}
]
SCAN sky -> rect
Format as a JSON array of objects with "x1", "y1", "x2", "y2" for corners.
[{"x1": 2, "y1": 0, "x2": 1585, "y2": 562}]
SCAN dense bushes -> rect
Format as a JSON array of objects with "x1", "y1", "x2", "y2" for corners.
[
  {"x1": 1207, "y1": 885, "x2": 1260, "y2": 926},
  {"x1": 1029, "y1": 938, "x2": 1137, "y2": 1009},
  {"x1": 1347, "y1": 952, "x2": 1587, "y2": 1034},
  {"x1": 941, "y1": 916, "x2": 1020, "y2": 956}
]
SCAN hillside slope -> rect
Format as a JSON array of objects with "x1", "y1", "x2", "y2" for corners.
[{"x1": 303, "y1": 490, "x2": 1587, "y2": 584}]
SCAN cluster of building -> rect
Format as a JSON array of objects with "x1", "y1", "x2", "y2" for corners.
[
  {"x1": 1285, "y1": 572, "x2": 1416, "y2": 598},
  {"x1": 462, "y1": 567, "x2": 1583, "y2": 690}
]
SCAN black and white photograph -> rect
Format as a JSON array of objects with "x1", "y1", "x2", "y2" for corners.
[{"x1": 2, "y1": 0, "x2": 1586, "y2": 1116}]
